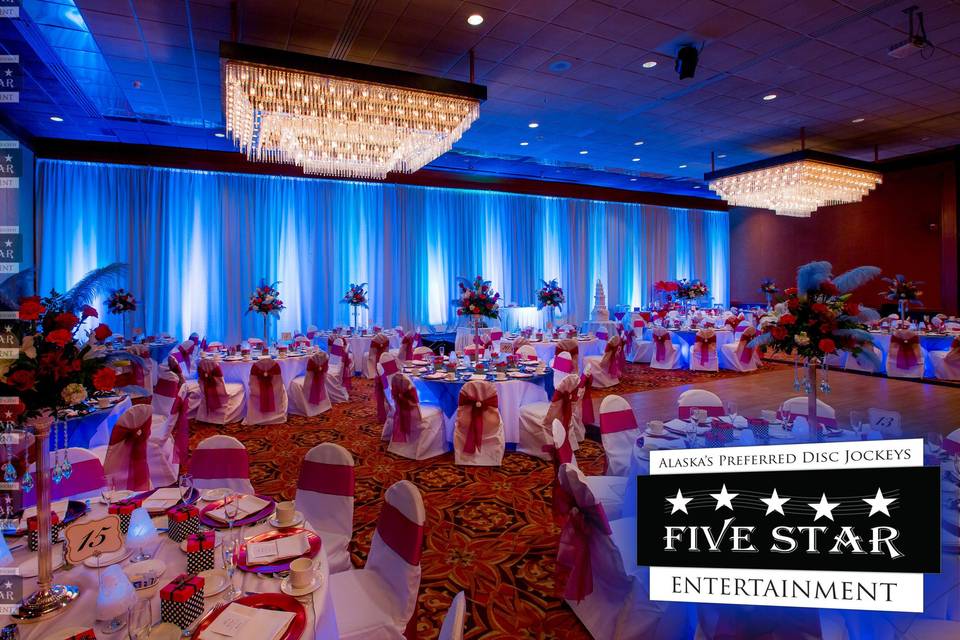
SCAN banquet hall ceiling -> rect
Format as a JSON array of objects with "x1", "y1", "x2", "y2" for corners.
[{"x1": 1, "y1": 0, "x2": 960, "y2": 196}]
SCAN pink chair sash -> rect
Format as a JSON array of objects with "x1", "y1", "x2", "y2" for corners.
[
  {"x1": 694, "y1": 334, "x2": 717, "y2": 366},
  {"x1": 377, "y1": 502, "x2": 423, "y2": 566},
  {"x1": 298, "y1": 460, "x2": 354, "y2": 496},
  {"x1": 891, "y1": 334, "x2": 920, "y2": 369},
  {"x1": 546, "y1": 387, "x2": 576, "y2": 430},
  {"x1": 306, "y1": 354, "x2": 329, "y2": 405},
  {"x1": 595, "y1": 330, "x2": 608, "y2": 341},
  {"x1": 598, "y1": 336, "x2": 623, "y2": 378},
  {"x1": 633, "y1": 319, "x2": 645, "y2": 328},
  {"x1": 368, "y1": 334, "x2": 390, "y2": 371},
  {"x1": 578, "y1": 374, "x2": 595, "y2": 425},
  {"x1": 621, "y1": 330, "x2": 633, "y2": 365},
  {"x1": 544, "y1": 433, "x2": 574, "y2": 526},
  {"x1": 945, "y1": 338, "x2": 960, "y2": 365},
  {"x1": 198, "y1": 362, "x2": 228, "y2": 412},
  {"x1": 400, "y1": 335, "x2": 415, "y2": 361},
  {"x1": 556, "y1": 494, "x2": 611, "y2": 601},
  {"x1": 553, "y1": 356, "x2": 574, "y2": 374},
  {"x1": 490, "y1": 330, "x2": 503, "y2": 341},
  {"x1": 103, "y1": 417, "x2": 151, "y2": 490},
  {"x1": 191, "y1": 447, "x2": 249, "y2": 480},
  {"x1": 23, "y1": 459, "x2": 105, "y2": 508},
  {"x1": 599, "y1": 408, "x2": 636, "y2": 434},
  {"x1": 391, "y1": 376, "x2": 421, "y2": 443},
  {"x1": 737, "y1": 328, "x2": 757, "y2": 364},
  {"x1": 456, "y1": 384, "x2": 499, "y2": 454},
  {"x1": 154, "y1": 376, "x2": 180, "y2": 398},
  {"x1": 177, "y1": 344, "x2": 192, "y2": 374},
  {"x1": 252, "y1": 360, "x2": 282, "y2": 413},
  {"x1": 678, "y1": 405, "x2": 724, "y2": 419},
  {"x1": 170, "y1": 395, "x2": 190, "y2": 465},
  {"x1": 653, "y1": 332, "x2": 671, "y2": 361},
  {"x1": 556, "y1": 339, "x2": 579, "y2": 363}
]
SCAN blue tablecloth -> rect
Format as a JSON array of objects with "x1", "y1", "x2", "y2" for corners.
[{"x1": 57, "y1": 396, "x2": 131, "y2": 450}]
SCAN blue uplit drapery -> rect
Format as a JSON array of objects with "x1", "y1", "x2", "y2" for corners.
[{"x1": 36, "y1": 159, "x2": 728, "y2": 342}]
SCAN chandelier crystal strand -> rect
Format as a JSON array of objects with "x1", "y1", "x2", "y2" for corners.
[
  {"x1": 224, "y1": 60, "x2": 481, "y2": 179},
  {"x1": 708, "y1": 160, "x2": 882, "y2": 217}
]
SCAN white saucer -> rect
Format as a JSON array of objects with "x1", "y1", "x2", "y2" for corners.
[
  {"x1": 179, "y1": 531, "x2": 223, "y2": 552},
  {"x1": 123, "y1": 558, "x2": 167, "y2": 590},
  {"x1": 19, "y1": 546, "x2": 64, "y2": 578},
  {"x1": 280, "y1": 572, "x2": 324, "y2": 597},
  {"x1": 200, "y1": 488, "x2": 231, "y2": 502},
  {"x1": 83, "y1": 546, "x2": 132, "y2": 568},
  {"x1": 269, "y1": 512, "x2": 305, "y2": 528},
  {"x1": 198, "y1": 569, "x2": 230, "y2": 597}
]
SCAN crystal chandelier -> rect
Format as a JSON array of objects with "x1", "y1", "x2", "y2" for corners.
[
  {"x1": 221, "y1": 43, "x2": 486, "y2": 180},
  {"x1": 706, "y1": 150, "x2": 882, "y2": 217}
]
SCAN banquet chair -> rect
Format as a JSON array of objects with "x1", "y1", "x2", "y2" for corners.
[
  {"x1": 551, "y1": 417, "x2": 628, "y2": 522},
  {"x1": 412, "y1": 346, "x2": 434, "y2": 361},
  {"x1": 689, "y1": 328, "x2": 719, "y2": 372},
  {"x1": 93, "y1": 404, "x2": 154, "y2": 491},
  {"x1": 164, "y1": 355, "x2": 201, "y2": 417},
  {"x1": 677, "y1": 389, "x2": 724, "y2": 419},
  {"x1": 295, "y1": 443, "x2": 354, "y2": 573},
  {"x1": 146, "y1": 379, "x2": 185, "y2": 487},
  {"x1": 518, "y1": 373, "x2": 581, "y2": 460},
  {"x1": 719, "y1": 326, "x2": 760, "y2": 371},
  {"x1": 439, "y1": 592, "x2": 466, "y2": 640},
  {"x1": 930, "y1": 337, "x2": 960, "y2": 380},
  {"x1": 151, "y1": 369, "x2": 181, "y2": 417},
  {"x1": 120, "y1": 344, "x2": 156, "y2": 396},
  {"x1": 584, "y1": 335, "x2": 623, "y2": 388},
  {"x1": 397, "y1": 332, "x2": 418, "y2": 361},
  {"x1": 173, "y1": 340, "x2": 197, "y2": 379},
  {"x1": 377, "y1": 352, "x2": 403, "y2": 440},
  {"x1": 330, "y1": 480, "x2": 424, "y2": 639},
  {"x1": 196, "y1": 359, "x2": 245, "y2": 424},
  {"x1": 387, "y1": 374, "x2": 447, "y2": 460},
  {"x1": 364, "y1": 332, "x2": 391, "y2": 379},
  {"x1": 649, "y1": 328, "x2": 681, "y2": 369},
  {"x1": 843, "y1": 344, "x2": 884, "y2": 374},
  {"x1": 327, "y1": 337, "x2": 352, "y2": 403},
  {"x1": 550, "y1": 351, "x2": 577, "y2": 388},
  {"x1": 557, "y1": 464, "x2": 684, "y2": 640},
  {"x1": 243, "y1": 358, "x2": 289, "y2": 425},
  {"x1": 598, "y1": 395, "x2": 640, "y2": 477},
  {"x1": 780, "y1": 396, "x2": 837, "y2": 428},
  {"x1": 453, "y1": 381, "x2": 505, "y2": 466},
  {"x1": 288, "y1": 352, "x2": 334, "y2": 417},
  {"x1": 516, "y1": 344, "x2": 539, "y2": 363},
  {"x1": 627, "y1": 319, "x2": 653, "y2": 363},
  {"x1": 463, "y1": 344, "x2": 484, "y2": 360},
  {"x1": 555, "y1": 339, "x2": 580, "y2": 369},
  {"x1": 886, "y1": 329, "x2": 925, "y2": 379},
  {"x1": 191, "y1": 435, "x2": 256, "y2": 494},
  {"x1": 22, "y1": 448, "x2": 105, "y2": 509}
]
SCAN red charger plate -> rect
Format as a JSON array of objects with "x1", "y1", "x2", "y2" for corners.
[
  {"x1": 198, "y1": 495, "x2": 276, "y2": 529},
  {"x1": 193, "y1": 593, "x2": 306, "y2": 640},
  {"x1": 237, "y1": 528, "x2": 322, "y2": 574}
]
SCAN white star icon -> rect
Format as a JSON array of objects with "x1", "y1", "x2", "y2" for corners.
[
  {"x1": 3, "y1": 70, "x2": 11, "y2": 77},
  {"x1": 2, "y1": 581, "x2": 10, "y2": 589},
  {"x1": 863, "y1": 488, "x2": 895, "y2": 517},
  {"x1": 759, "y1": 488, "x2": 789, "y2": 515},
  {"x1": 2, "y1": 156, "x2": 9, "y2": 163},
  {"x1": 808, "y1": 493, "x2": 840, "y2": 521},
  {"x1": 3, "y1": 240, "x2": 10, "y2": 247},
  {"x1": 709, "y1": 484, "x2": 738, "y2": 511},
  {"x1": 666, "y1": 489, "x2": 692, "y2": 515}
]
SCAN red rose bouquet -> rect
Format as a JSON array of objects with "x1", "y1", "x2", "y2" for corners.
[
  {"x1": 247, "y1": 280, "x2": 284, "y2": 317},
  {"x1": 536, "y1": 279, "x2": 565, "y2": 310},
  {"x1": 456, "y1": 276, "x2": 501, "y2": 319},
  {"x1": 677, "y1": 278, "x2": 709, "y2": 300},
  {"x1": 106, "y1": 288, "x2": 137, "y2": 314}
]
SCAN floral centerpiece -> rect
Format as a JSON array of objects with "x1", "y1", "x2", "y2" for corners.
[
  {"x1": 760, "y1": 278, "x2": 778, "y2": 308},
  {"x1": 106, "y1": 288, "x2": 137, "y2": 339},
  {"x1": 881, "y1": 274, "x2": 923, "y2": 320},
  {"x1": 341, "y1": 283, "x2": 368, "y2": 329},
  {"x1": 536, "y1": 279, "x2": 564, "y2": 327},
  {"x1": 652, "y1": 280, "x2": 679, "y2": 308},
  {"x1": 676, "y1": 279, "x2": 709, "y2": 306},
  {"x1": 750, "y1": 261, "x2": 880, "y2": 429},
  {"x1": 456, "y1": 276, "x2": 501, "y2": 319},
  {"x1": 247, "y1": 280, "x2": 284, "y2": 344}
]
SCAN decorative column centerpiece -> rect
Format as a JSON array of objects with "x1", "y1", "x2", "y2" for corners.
[
  {"x1": 248, "y1": 280, "x2": 285, "y2": 346},
  {"x1": 2, "y1": 283, "x2": 122, "y2": 620},
  {"x1": 456, "y1": 276, "x2": 501, "y2": 364},
  {"x1": 760, "y1": 279, "x2": 778, "y2": 310},
  {"x1": 106, "y1": 288, "x2": 137, "y2": 340},
  {"x1": 341, "y1": 283, "x2": 369, "y2": 330},
  {"x1": 881, "y1": 274, "x2": 923, "y2": 323},
  {"x1": 750, "y1": 261, "x2": 881, "y2": 434},
  {"x1": 536, "y1": 279, "x2": 565, "y2": 329}
]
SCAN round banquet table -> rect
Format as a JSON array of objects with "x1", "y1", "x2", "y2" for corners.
[
  {"x1": 317, "y1": 331, "x2": 401, "y2": 377},
  {"x1": 0, "y1": 499, "x2": 338, "y2": 639},
  {"x1": 57, "y1": 394, "x2": 132, "y2": 450},
  {"x1": 412, "y1": 373, "x2": 549, "y2": 443},
  {"x1": 642, "y1": 327, "x2": 737, "y2": 368},
  {"x1": 500, "y1": 336, "x2": 604, "y2": 372},
  {"x1": 866, "y1": 331, "x2": 955, "y2": 378},
  {"x1": 454, "y1": 326, "x2": 500, "y2": 352},
  {"x1": 213, "y1": 354, "x2": 310, "y2": 393}
]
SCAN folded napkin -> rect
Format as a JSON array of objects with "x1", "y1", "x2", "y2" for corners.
[
  {"x1": 644, "y1": 436, "x2": 686, "y2": 450},
  {"x1": 20, "y1": 500, "x2": 69, "y2": 530},
  {"x1": 244, "y1": 531, "x2": 310, "y2": 566},
  {"x1": 206, "y1": 495, "x2": 269, "y2": 524},
  {"x1": 201, "y1": 602, "x2": 295, "y2": 640},
  {"x1": 143, "y1": 487, "x2": 184, "y2": 511}
]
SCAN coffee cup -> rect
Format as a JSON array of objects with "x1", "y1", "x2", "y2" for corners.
[
  {"x1": 289, "y1": 557, "x2": 314, "y2": 590},
  {"x1": 647, "y1": 420, "x2": 665, "y2": 435},
  {"x1": 97, "y1": 397, "x2": 111, "y2": 409},
  {"x1": 275, "y1": 501, "x2": 296, "y2": 526}
]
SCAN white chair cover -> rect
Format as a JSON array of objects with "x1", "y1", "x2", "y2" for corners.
[
  {"x1": 164, "y1": 355, "x2": 201, "y2": 418},
  {"x1": 518, "y1": 373, "x2": 580, "y2": 460},
  {"x1": 191, "y1": 435, "x2": 256, "y2": 494},
  {"x1": 516, "y1": 344, "x2": 539, "y2": 363},
  {"x1": 438, "y1": 592, "x2": 466, "y2": 640},
  {"x1": 930, "y1": 337, "x2": 960, "y2": 380},
  {"x1": 288, "y1": 352, "x2": 334, "y2": 417},
  {"x1": 689, "y1": 328, "x2": 719, "y2": 372},
  {"x1": 412, "y1": 346, "x2": 434, "y2": 361},
  {"x1": 583, "y1": 335, "x2": 623, "y2": 389},
  {"x1": 326, "y1": 337, "x2": 351, "y2": 403},
  {"x1": 598, "y1": 395, "x2": 640, "y2": 477},
  {"x1": 453, "y1": 381, "x2": 505, "y2": 466},
  {"x1": 95, "y1": 404, "x2": 153, "y2": 491},
  {"x1": 677, "y1": 389, "x2": 724, "y2": 419},
  {"x1": 780, "y1": 396, "x2": 837, "y2": 428},
  {"x1": 330, "y1": 480, "x2": 424, "y2": 639},
  {"x1": 550, "y1": 351, "x2": 576, "y2": 389},
  {"x1": 649, "y1": 328, "x2": 680, "y2": 369},
  {"x1": 23, "y1": 448, "x2": 105, "y2": 508},
  {"x1": 886, "y1": 329, "x2": 925, "y2": 379},
  {"x1": 627, "y1": 320, "x2": 653, "y2": 363},
  {"x1": 151, "y1": 369, "x2": 181, "y2": 417},
  {"x1": 719, "y1": 326, "x2": 760, "y2": 371},
  {"x1": 174, "y1": 339, "x2": 197, "y2": 379},
  {"x1": 377, "y1": 352, "x2": 402, "y2": 441},
  {"x1": 295, "y1": 443, "x2": 354, "y2": 573},
  {"x1": 243, "y1": 358, "x2": 289, "y2": 425},
  {"x1": 844, "y1": 344, "x2": 884, "y2": 373},
  {"x1": 196, "y1": 359, "x2": 245, "y2": 424},
  {"x1": 364, "y1": 333, "x2": 392, "y2": 379},
  {"x1": 386, "y1": 375, "x2": 446, "y2": 460}
]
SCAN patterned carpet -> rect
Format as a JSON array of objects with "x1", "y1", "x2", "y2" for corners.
[{"x1": 189, "y1": 362, "x2": 775, "y2": 638}]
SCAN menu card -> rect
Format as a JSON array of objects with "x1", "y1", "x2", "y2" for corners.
[
  {"x1": 206, "y1": 495, "x2": 269, "y2": 523},
  {"x1": 201, "y1": 602, "x2": 295, "y2": 640},
  {"x1": 143, "y1": 487, "x2": 183, "y2": 511},
  {"x1": 245, "y1": 532, "x2": 310, "y2": 566}
]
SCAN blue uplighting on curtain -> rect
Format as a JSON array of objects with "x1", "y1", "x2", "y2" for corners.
[{"x1": 36, "y1": 160, "x2": 729, "y2": 342}]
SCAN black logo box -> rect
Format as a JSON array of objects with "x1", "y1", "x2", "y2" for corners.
[{"x1": 636, "y1": 466, "x2": 940, "y2": 573}]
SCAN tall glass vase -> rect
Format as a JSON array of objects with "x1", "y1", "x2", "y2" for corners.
[
  {"x1": 898, "y1": 299, "x2": 907, "y2": 323},
  {"x1": 263, "y1": 314, "x2": 268, "y2": 346},
  {"x1": 13, "y1": 412, "x2": 79, "y2": 620},
  {"x1": 472, "y1": 314, "x2": 481, "y2": 364},
  {"x1": 806, "y1": 358, "x2": 820, "y2": 437},
  {"x1": 547, "y1": 306, "x2": 555, "y2": 330},
  {"x1": 352, "y1": 306, "x2": 359, "y2": 331}
]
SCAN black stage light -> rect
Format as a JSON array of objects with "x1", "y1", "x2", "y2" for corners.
[{"x1": 675, "y1": 45, "x2": 699, "y2": 79}]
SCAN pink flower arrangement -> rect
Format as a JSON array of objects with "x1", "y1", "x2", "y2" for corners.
[
  {"x1": 456, "y1": 276, "x2": 501, "y2": 319},
  {"x1": 106, "y1": 288, "x2": 137, "y2": 314},
  {"x1": 247, "y1": 280, "x2": 284, "y2": 316}
]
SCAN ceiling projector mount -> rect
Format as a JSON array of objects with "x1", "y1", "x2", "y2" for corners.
[{"x1": 888, "y1": 5, "x2": 934, "y2": 59}]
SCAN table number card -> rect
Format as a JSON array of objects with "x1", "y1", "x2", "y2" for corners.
[
  {"x1": 64, "y1": 514, "x2": 123, "y2": 564},
  {"x1": 281, "y1": 331, "x2": 292, "y2": 341}
]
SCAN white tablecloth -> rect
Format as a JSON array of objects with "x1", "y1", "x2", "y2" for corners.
[
  {"x1": 866, "y1": 331, "x2": 955, "y2": 378},
  {"x1": 642, "y1": 328, "x2": 737, "y2": 368},
  {"x1": 215, "y1": 355, "x2": 310, "y2": 393},
  {"x1": 2, "y1": 501, "x2": 338, "y2": 639},
  {"x1": 317, "y1": 332, "x2": 401, "y2": 376},
  {"x1": 413, "y1": 375, "x2": 548, "y2": 442},
  {"x1": 454, "y1": 326, "x2": 500, "y2": 352},
  {"x1": 500, "y1": 337, "x2": 604, "y2": 372}
]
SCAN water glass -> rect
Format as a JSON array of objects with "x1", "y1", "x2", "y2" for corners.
[
  {"x1": 849, "y1": 410, "x2": 867, "y2": 437},
  {"x1": 224, "y1": 494, "x2": 241, "y2": 529},
  {"x1": 101, "y1": 477, "x2": 116, "y2": 505},
  {"x1": 222, "y1": 535, "x2": 240, "y2": 600},
  {"x1": 725, "y1": 401, "x2": 738, "y2": 420},
  {"x1": 127, "y1": 598, "x2": 151, "y2": 640},
  {"x1": 179, "y1": 473, "x2": 193, "y2": 503}
]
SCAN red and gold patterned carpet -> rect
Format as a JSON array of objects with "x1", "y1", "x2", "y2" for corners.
[{"x1": 189, "y1": 363, "x2": 774, "y2": 638}]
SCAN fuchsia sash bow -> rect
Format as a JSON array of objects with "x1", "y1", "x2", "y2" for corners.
[
  {"x1": 546, "y1": 384, "x2": 577, "y2": 430},
  {"x1": 377, "y1": 502, "x2": 423, "y2": 565},
  {"x1": 725, "y1": 315, "x2": 743, "y2": 330},
  {"x1": 177, "y1": 344, "x2": 193, "y2": 374},
  {"x1": 556, "y1": 339, "x2": 579, "y2": 363},
  {"x1": 553, "y1": 356, "x2": 574, "y2": 374},
  {"x1": 738, "y1": 328, "x2": 757, "y2": 364},
  {"x1": 191, "y1": 447, "x2": 249, "y2": 480},
  {"x1": 400, "y1": 335, "x2": 415, "y2": 360},
  {"x1": 252, "y1": 360, "x2": 282, "y2": 413},
  {"x1": 599, "y1": 336, "x2": 623, "y2": 377},
  {"x1": 170, "y1": 395, "x2": 190, "y2": 465},
  {"x1": 556, "y1": 493, "x2": 612, "y2": 601},
  {"x1": 543, "y1": 429, "x2": 574, "y2": 525},
  {"x1": 330, "y1": 341, "x2": 352, "y2": 390},
  {"x1": 595, "y1": 330, "x2": 608, "y2": 341},
  {"x1": 306, "y1": 354, "x2": 329, "y2": 405},
  {"x1": 197, "y1": 362, "x2": 228, "y2": 412},
  {"x1": 653, "y1": 332, "x2": 671, "y2": 361},
  {"x1": 154, "y1": 376, "x2": 180, "y2": 399},
  {"x1": 167, "y1": 355, "x2": 186, "y2": 386},
  {"x1": 298, "y1": 460, "x2": 354, "y2": 496},
  {"x1": 390, "y1": 376, "x2": 421, "y2": 443},
  {"x1": 457, "y1": 384, "x2": 499, "y2": 454},
  {"x1": 891, "y1": 333, "x2": 921, "y2": 369},
  {"x1": 104, "y1": 417, "x2": 151, "y2": 490},
  {"x1": 945, "y1": 337, "x2": 960, "y2": 365},
  {"x1": 695, "y1": 334, "x2": 717, "y2": 366},
  {"x1": 578, "y1": 374, "x2": 595, "y2": 426},
  {"x1": 599, "y1": 408, "x2": 637, "y2": 434},
  {"x1": 376, "y1": 358, "x2": 400, "y2": 422},
  {"x1": 367, "y1": 334, "x2": 390, "y2": 372}
]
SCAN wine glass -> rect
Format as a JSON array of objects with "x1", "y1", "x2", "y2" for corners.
[
  {"x1": 725, "y1": 400, "x2": 739, "y2": 422},
  {"x1": 222, "y1": 535, "x2": 240, "y2": 600},
  {"x1": 127, "y1": 598, "x2": 151, "y2": 640},
  {"x1": 100, "y1": 477, "x2": 116, "y2": 506},
  {"x1": 178, "y1": 473, "x2": 193, "y2": 504},
  {"x1": 224, "y1": 494, "x2": 241, "y2": 530},
  {"x1": 849, "y1": 410, "x2": 867, "y2": 438},
  {"x1": 438, "y1": 345, "x2": 446, "y2": 359}
]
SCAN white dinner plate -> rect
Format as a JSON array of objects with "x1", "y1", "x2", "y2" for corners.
[
  {"x1": 198, "y1": 569, "x2": 230, "y2": 597},
  {"x1": 100, "y1": 489, "x2": 134, "y2": 504},
  {"x1": 123, "y1": 558, "x2": 167, "y2": 590},
  {"x1": 82, "y1": 546, "x2": 131, "y2": 568},
  {"x1": 200, "y1": 488, "x2": 231, "y2": 502}
]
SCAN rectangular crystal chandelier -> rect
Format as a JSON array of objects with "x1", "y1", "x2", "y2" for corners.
[
  {"x1": 221, "y1": 43, "x2": 486, "y2": 180},
  {"x1": 705, "y1": 150, "x2": 882, "y2": 217}
]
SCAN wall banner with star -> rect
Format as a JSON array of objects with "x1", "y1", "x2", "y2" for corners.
[{"x1": 637, "y1": 438, "x2": 939, "y2": 612}]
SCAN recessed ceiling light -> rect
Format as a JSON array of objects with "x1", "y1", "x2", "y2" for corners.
[
  {"x1": 631, "y1": 157, "x2": 640, "y2": 162},
  {"x1": 851, "y1": 117, "x2": 865, "y2": 123},
  {"x1": 678, "y1": 164, "x2": 687, "y2": 168},
  {"x1": 763, "y1": 93, "x2": 777, "y2": 101},
  {"x1": 642, "y1": 61, "x2": 657, "y2": 69},
  {"x1": 549, "y1": 60, "x2": 572, "y2": 72},
  {"x1": 633, "y1": 140, "x2": 644, "y2": 146},
  {"x1": 49, "y1": 116, "x2": 64, "y2": 122},
  {"x1": 693, "y1": 185, "x2": 701, "y2": 189},
  {"x1": 528, "y1": 121, "x2": 539, "y2": 128},
  {"x1": 629, "y1": 178, "x2": 638, "y2": 182},
  {"x1": 717, "y1": 154, "x2": 727, "y2": 159},
  {"x1": 467, "y1": 14, "x2": 483, "y2": 26},
  {"x1": 214, "y1": 132, "x2": 226, "y2": 138},
  {"x1": 519, "y1": 141, "x2": 529, "y2": 146},
  {"x1": 579, "y1": 150, "x2": 588, "y2": 155}
]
